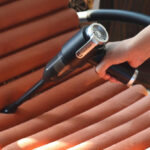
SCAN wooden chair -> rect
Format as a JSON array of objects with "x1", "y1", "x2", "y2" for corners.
[{"x1": 0, "y1": 0, "x2": 149, "y2": 149}]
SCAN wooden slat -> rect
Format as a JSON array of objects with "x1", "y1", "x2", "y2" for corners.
[
  {"x1": 0, "y1": 1, "x2": 149, "y2": 150},
  {"x1": 105, "y1": 127, "x2": 150, "y2": 150},
  {"x1": 0, "y1": 64, "x2": 90, "y2": 110},
  {"x1": 0, "y1": 30, "x2": 78, "y2": 83},
  {"x1": 0, "y1": 8, "x2": 79, "y2": 57},
  {"x1": 0, "y1": 0, "x2": 15, "y2": 5},
  {"x1": 0, "y1": 0, "x2": 69, "y2": 31},
  {"x1": 0, "y1": 81, "x2": 127, "y2": 147},
  {"x1": 0, "y1": 68, "x2": 105, "y2": 131},
  {"x1": 41, "y1": 94, "x2": 150, "y2": 150},
  {"x1": 2, "y1": 85, "x2": 147, "y2": 149},
  {"x1": 67, "y1": 111, "x2": 150, "y2": 150}
]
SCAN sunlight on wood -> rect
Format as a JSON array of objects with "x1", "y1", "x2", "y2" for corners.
[
  {"x1": 17, "y1": 138, "x2": 38, "y2": 149},
  {"x1": 67, "y1": 141, "x2": 93, "y2": 150},
  {"x1": 33, "y1": 141, "x2": 68, "y2": 150}
]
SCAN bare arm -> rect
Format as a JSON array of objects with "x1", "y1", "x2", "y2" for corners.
[{"x1": 96, "y1": 25, "x2": 150, "y2": 82}]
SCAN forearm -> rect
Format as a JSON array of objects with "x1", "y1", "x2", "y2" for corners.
[{"x1": 129, "y1": 25, "x2": 150, "y2": 59}]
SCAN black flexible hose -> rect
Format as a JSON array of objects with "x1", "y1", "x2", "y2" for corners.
[
  {"x1": 78, "y1": 9, "x2": 150, "y2": 89},
  {"x1": 77, "y1": 9, "x2": 150, "y2": 26}
]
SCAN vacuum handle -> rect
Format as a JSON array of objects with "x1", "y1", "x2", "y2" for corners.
[
  {"x1": 89, "y1": 47, "x2": 138, "y2": 86},
  {"x1": 106, "y1": 62, "x2": 137, "y2": 85}
]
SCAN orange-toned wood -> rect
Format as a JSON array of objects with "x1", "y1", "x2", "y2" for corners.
[
  {"x1": 67, "y1": 112, "x2": 150, "y2": 150},
  {"x1": 0, "y1": 9, "x2": 79, "y2": 57},
  {"x1": 0, "y1": 0, "x2": 14, "y2": 5},
  {"x1": 105, "y1": 127, "x2": 150, "y2": 150},
  {"x1": 0, "y1": 0, "x2": 69, "y2": 31},
  {"x1": 35, "y1": 88, "x2": 149, "y2": 150},
  {"x1": 0, "y1": 68, "x2": 104, "y2": 131},
  {"x1": 0, "y1": 1, "x2": 149, "y2": 150},
  {"x1": 0, "y1": 81, "x2": 127, "y2": 147},
  {"x1": 0, "y1": 30, "x2": 78, "y2": 83},
  {"x1": 2, "y1": 85, "x2": 147, "y2": 150}
]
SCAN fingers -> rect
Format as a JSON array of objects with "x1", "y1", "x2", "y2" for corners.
[
  {"x1": 95, "y1": 41, "x2": 127, "y2": 83},
  {"x1": 104, "y1": 74, "x2": 111, "y2": 80},
  {"x1": 95, "y1": 61, "x2": 121, "y2": 84},
  {"x1": 95, "y1": 60, "x2": 112, "y2": 81},
  {"x1": 128, "y1": 61, "x2": 140, "y2": 68},
  {"x1": 96, "y1": 60, "x2": 110, "y2": 79},
  {"x1": 128, "y1": 58, "x2": 146, "y2": 68}
]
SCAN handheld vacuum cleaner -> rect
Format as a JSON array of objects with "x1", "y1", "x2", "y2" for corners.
[{"x1": 1, "y1": 9, "x2": 150, "y2": 114}]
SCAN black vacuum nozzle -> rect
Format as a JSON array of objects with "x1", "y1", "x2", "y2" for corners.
[{"x1": 0, "y1": 79, "x2": 45, "y2": 114}]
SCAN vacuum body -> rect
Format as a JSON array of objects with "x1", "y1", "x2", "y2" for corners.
[
  {"x1": 0, "y1": 23, "x2": 139, "y2": 113},
  {"x1": 43, "y1": 23, "x2": 109, "y2": 81}
]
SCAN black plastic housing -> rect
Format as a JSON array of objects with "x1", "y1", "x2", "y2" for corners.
[{"x1": 43, "y1": 27, "x2": 90, "y2": 81}]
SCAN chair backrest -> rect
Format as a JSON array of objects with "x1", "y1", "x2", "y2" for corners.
[
  {"x1": 0, "y1": 0, "x2": 104, "y2": 130},
  {"x1": 0, "y1": 0, "x2": 83, "y2": 108},
  {"x1": 0, "y1": 1, "x2": 149, "y2": 150}
]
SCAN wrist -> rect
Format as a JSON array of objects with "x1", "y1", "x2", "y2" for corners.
[
  {"x1": 132, "y1": 26, "x2": 150, "y2": 58},
  {"x1": 120, "y1": 38, "x2": 136, "y2": 58},
  {"x1": 126, "y1": 35, "x2": 150, "y2": 63}
]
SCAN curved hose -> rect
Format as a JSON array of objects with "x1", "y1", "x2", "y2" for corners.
[
  {"x1": 77, "y1": 9, "x2": 150, "y2": 26},
  {"x1": 78, "y1": 9, "x2": 150, "y2": 89}
]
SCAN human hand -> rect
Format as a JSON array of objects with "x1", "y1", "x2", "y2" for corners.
[{"x1": 95, "y1": 38, "x2": 148, "y2": 83}]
